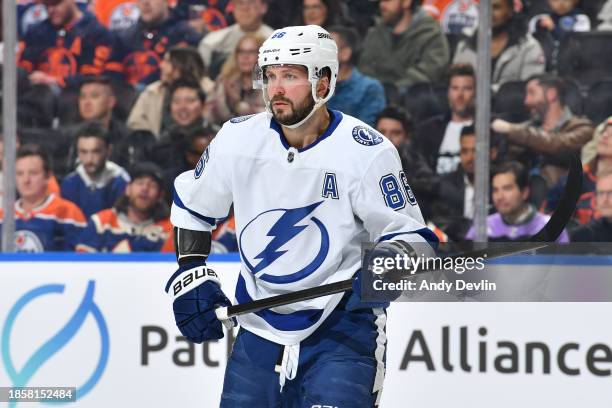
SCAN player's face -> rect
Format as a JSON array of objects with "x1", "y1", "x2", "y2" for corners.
[
  {"x1": 596, "y1": 125, "x2": 612, "y2": 158},
  {"x1": 170, "y1": 87, "x2": 204, "y2": 127},
  {"x1": 492, "y1": 172, "x2": 528, "y2": 216},
  {"x1": 379, "y1": 0, "x2": 405, "y2": 25},
  {"x1": 77, "y1": 137, "x2": 109, "y2": 177},
  {"x1": 138, "y1": 0, "x2": 168, "y2": 24},
  {"x1": 596, "y1": 174, "x2": 612, "y2": 219},
  {"x1": 44, "y1": 0, "x2": 76, "y2": 28},
  {"x1": 15, "y1": 156, "x2": 49, "y2": 203},
  {"x1": 303, "y1": 0, "x2": 328, "y2": 26},
  {"x1": 265, "y1": 65, "x2": 315, "y2": 126},
  {"x1": 459, "y1": 134, "x2": 476, "y2": 175},
  {"x1": 79, "y1": 83, "x2": 115, "y2": 121},
  {"x1": 524, "y1": 80, "x2": 549, "y2": 121},
  {"x1": 236, "y1": 38, "x2": 260, "y2": 75},
  {"x1": 492, "y1": 0, "x2": 513, "y2": 28},
  {"x1": 376, "y1": 118, "x2": 407, "y2": 148},
  {"x1": 127, "y1": 176, "x2": 162, "y2": 213},
  {"x1": 548, "y1": 0, "x2": 576, "y2": 16},
  {"x1": 233, "y1": 0, "x2": 267, "y2": 29},
  {"x1": 448, "y1": 75, "x2": 475, "y2": 118}
]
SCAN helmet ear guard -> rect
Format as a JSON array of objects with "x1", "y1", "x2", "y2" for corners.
[{"x1": 254, "y1": 25, "x2": 339, "y2": 129}]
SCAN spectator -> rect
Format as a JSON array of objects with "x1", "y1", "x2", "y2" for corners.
[
  {"x1": 431, "y1": 125, "x2": 500, "y2": 241},
  {"x1": 0, "y1": 144, "x2": 86, "y2": 252},
  {"x1": 327, "y1": 26, "x2": 385, "y2": 127},
  {"x1": 465, "y1": 161, "x2": 569, "y2": 242},
  {"x1": 296, "y1": 0, "x2": 349, "y2": 28},
  {"x1": 375, "y1": 105, "x2": 435, "y2": 219},
  {"x1": 358, "y1": 0, "x2": 449, "y2": 89},
  {"x1": 415, "y1": 63, "x2": 475, "y2": 173},
  {"x1": 570, "y1": 170, "x2": 612, "y2": 242},
  {"x1": 93, "y1": 0, "x2": 140, "y2": 31},
  {"x1": 529, "y1": 0, "x2": 590, "y2": 39},
  {"x1": 198, "y1": 0, "x2": 273, "y2": 79},
  {"x1": 149, "y1": 80, "x2": 210, "y2": 168},
  {"x1": 529, "y1": 0, "x2": 590, "y2": 73},
  {"x1": 77, "y1": 162, "x2": 174, "y2": 252},
  {"x1": 205, "y1": 34, "x2": 266, "y2": 125},
  {"x1": 546, "y1": 116, "x2": 612, "y2": 224},
  {"x1": 106, "y1": 0, "x2": 202, "y2": 89},
  {"x1": 61, "y1": 122, "x2": 130, "y2": 217},
  {"x1": 423, "y1": 0, "x2": 479, "y2": 33},
  {"x1": 176, "y1": 0, "x2": 234, "y2": 35},
  {"x1": 212, "y1": 215, "x2": 239, "y2": 252},
  {"x1": 491, "y1": 74, "x2": 594, "y2": 187},
  {"x1": 127, "y1": 46, "x2": 212, "y2": 137},
  {"x1": 453, "y1": 0, "x2": 545, "y2": 92},
  {"x1": 162, "y1": 125, "x2": 215, "y2": 204},
  {"x1": 78, "y1": 76, "x2": 128, "y2": 144},
  {"x1": 18, "y1": 0, "x2": 113, "y2": 88},
  {"x1": 0, "y1": 133, "x2": 61, "y2": 208}
]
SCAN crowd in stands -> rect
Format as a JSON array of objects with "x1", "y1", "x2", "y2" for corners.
[{"x1": 2, "y1": 0, "x2": 612, "y2": 253}]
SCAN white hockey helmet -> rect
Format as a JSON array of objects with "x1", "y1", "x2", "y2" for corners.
[{"x1": 253, "y1": 25, "x2": 339, "y2": 129}]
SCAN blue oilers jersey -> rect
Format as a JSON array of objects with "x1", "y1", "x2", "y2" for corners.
[
  {"x1": 61, "y1": 161, "x2": 130, "y2": 217},
  {"x1": 171, "y1": 111, "x2": 436, "y2": 345},
  {"x1": 0, "y1": 194, "x2": 87, "y2": 252}
]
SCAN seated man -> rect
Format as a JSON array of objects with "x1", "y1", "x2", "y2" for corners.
[
  {"x1": 0, "y1": 144, "x2": 86, "y2": 252},
  {"x1": 465, "y1": 161, "x2": 569, "y2": 242},
  {"x1": 61, "y1": 122, "x2": 130, "y2": 217},
  {"x1": 105, "y1": 0, "x2": 201, "y2": 89},
  {"x1": 78, "y1": 76, "x2": 128, "y2": 144},
  {"x1": 77, "y1": 162, "x2": 173, "y2": 252},
  {"x1": 18, "y1": 0, "x2": 112, "y2": 88},
  {"x1": 570, "y1": 170, "x2": 612, "y2": 242},
  {"x1": 327, "y1": 25, "x2": 385, "y2": 127}
]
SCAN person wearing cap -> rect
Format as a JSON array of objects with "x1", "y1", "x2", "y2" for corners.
[{"x1": 76, "y1": 162, "x2": 173, "y2": 252}]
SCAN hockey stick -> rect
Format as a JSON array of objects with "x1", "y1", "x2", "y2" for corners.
[{"x1": 216, "y1": 153, "x2": 583, "y2": 321}]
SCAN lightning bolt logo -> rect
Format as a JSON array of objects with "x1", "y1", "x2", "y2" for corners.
[{"x1": 250, "y1": 201, "x2": 324, "y2": 275}]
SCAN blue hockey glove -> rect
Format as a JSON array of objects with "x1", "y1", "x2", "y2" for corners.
[
  {"x1": 165, "y1": 262, "x2": 235, "y2": 343},
  {"x1": 346, "y1": 241, "x2": 414, "y2": 311}
]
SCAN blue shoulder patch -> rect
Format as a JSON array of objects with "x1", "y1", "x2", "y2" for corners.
[
  {"x1": 194, "y1": 146, "x2": 210, "y2": 179},
  {"x1": 230, "y1": 114, "x2": 255, "y2": 124},
  {"x1": 352, "y1": 126, "x2": 383, "y2": 146}
]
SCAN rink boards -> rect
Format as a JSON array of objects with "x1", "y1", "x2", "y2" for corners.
[{"x1": 0, "y1": 254, "x2": 611, "y2": 407}]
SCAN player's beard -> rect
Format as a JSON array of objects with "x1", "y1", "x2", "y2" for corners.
[{"x1": 271, "y1": 95, "x2": 316, "y2": 127}]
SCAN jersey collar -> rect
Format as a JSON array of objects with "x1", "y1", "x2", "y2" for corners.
[{"x1": 269, "y1": 109, "x2": 343, "y2": 153}]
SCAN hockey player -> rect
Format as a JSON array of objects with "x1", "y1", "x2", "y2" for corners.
[{"x1": 167, "y1": 25, "x2": 436, "y2": 407}]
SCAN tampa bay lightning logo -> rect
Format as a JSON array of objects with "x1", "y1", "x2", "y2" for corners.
[
  {"x1": 239, "y1": 201, "x2": 330, "y2": 284},
  {"x1": 230, "y1": 114, "x2": 255, "y2": 124},
  {"x1": 194, "y1": 146, "x2": 210, "y2": 179},
  {"x1": 352, "y1": 126, "x2": 383, "y2": 146},
  {"x1": 1, "y1": 281, "x2": 109, "y2": 404}
]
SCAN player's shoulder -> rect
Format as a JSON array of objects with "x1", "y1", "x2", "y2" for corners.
[
  {"x1": 332, "y1": 111, "x2": 395, "y2": 156},
  {"x1": 213, "y1": 112, "x2": 271, "y2": 149}
]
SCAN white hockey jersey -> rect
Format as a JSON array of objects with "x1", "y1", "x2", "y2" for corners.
[{"x1": 171, "y1": 110, "x2": 436, "y2": 345}]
